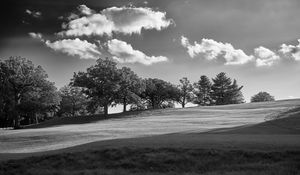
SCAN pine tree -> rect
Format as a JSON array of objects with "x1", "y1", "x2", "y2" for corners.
[
  {"x1": 193, "y1": 75, "x2": 212, "y2": 106},
  {"x1": 211, "y1": 72, "x2": 244, "y2": 105}
]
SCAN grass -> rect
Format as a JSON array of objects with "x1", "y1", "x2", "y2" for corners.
[
  {"x1": 1, "y1": 99, "x2": 299, "y2": 154},
  {"x1": 0, "y1": 99, "x2": 299, "y2": 174},
  {"x1": 0, "y1": 147, "x2": 299, "y2": 175}
]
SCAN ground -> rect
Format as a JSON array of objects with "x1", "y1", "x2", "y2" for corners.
[{"x1": 0, "y1": 99, "x2": 300, "y2": 174}]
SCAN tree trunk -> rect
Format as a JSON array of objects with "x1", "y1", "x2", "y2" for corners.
[
  {"x1": 35, "y1": 113, "x2": 39, "y2": 124},
  {"x1": 13, "y1": 93, "x2": 21, "y2": 129},
  {"x1": 182, "y1": 96, "x2": 186, "y2": 108},
  {"x1": 104, "y1": 105, "x2": 108, "y2": 117},
  {"x1": 123, "y1": 97, "x2": 127, "y2": 112}
]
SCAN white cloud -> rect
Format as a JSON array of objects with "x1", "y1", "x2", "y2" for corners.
[
  {"x1": 77, "y1": 5, "x2": 94, "y2": 15},
  {"x1": 107, "y1": 39, "x2": 168, "y2": 65},
  {"x1": 181, "y1": 36, "x2": 253, "y2": 65},
  {"x1": 25, "y1": 9, "x2": 42, "y2": 18},
  {"x1": 59, "y1": 6, "x2": 173, "y2": 36},
  {"x1": 60, "y1": 14, "x2": 114, "y2": 36},
  {"x1": 45, "y1": 38, "x2": 101, "y2": 59},
  {"x1": 28, "y1": 32, "x2": 44, "y2": 42},
  {"x1": 279, "y1": 40, "x2": 300, "y2": 61},
  {"x1": 254, "y1": 46, "x2": 280, "y2": 67}
]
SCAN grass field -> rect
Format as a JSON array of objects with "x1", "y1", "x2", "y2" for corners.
[
  {"x1": 0, "y1": 99, "x2": 300, "y2": 174},
  {"x1": 1, "y1": 99, "x2": 299, "y2": 154}
]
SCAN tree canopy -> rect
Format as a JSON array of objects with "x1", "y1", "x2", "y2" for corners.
[
  {"x1": 0, "y1": 57, "x2": 60, "y2": 128},
  {"x1": 251, "y1": 92, "x2": 275, "y2": 102},
  {"x1": 72, "y1": 58, "x2": 121, "y2": 116}
]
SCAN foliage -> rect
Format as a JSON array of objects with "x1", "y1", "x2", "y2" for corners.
[
  {"x1": 176, "y1": 77, "x2": 193, "y2": 108},
  {"x1": 193, "y1": 75, "x2": 212, "y2": 106},
  {"x1": 72, "y1": 58, "x2": 122, "y2": 116},
  {"x1": 0, "y1": 57, "x2": 60, "y2": 128},
  {"x1": 142, "y1": 78, "x2": 178, "y2": 109},
  {"x1": 115, "y1": 67, "x2": 145, "y2": 112},
  {"x1": 211, "y1": 72, "x2": 244, "y2": 105},
  {"x1": 58, "y1": 85, "x2": 88, "y2": 117},
  {"x1": 251, "y1": 91, "x2": 275, "y2": 102}
]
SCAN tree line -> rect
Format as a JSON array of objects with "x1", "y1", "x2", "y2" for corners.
[{"x1": 0, "y1": 56, "x2": 274, "y2": 129}]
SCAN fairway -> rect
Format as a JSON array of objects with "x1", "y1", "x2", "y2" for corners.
[{"x1": 1, "y1": 99, "x2": 299, "y2": 154}]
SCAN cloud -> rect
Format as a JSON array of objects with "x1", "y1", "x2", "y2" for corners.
[
  {"x1": 28, "y1": 32, "x2": 44, "y2": 42},
  {"x1": 254, "y1": 46, "x2": 280, "y2": 66},
  {"x1": 59, "y1": 6, "x2": 173, "y2": 36},
  {"x1": 25, "y1": 9, "x2": 42, "y2": 18},
  {"x1": 181, "y1": 36, "x2": 254, "y2": 65},
  {"x1": 279, "y1": 40, "x2": 300, "y2": 61},
  {"x1": 45, "y1": 38, "x2": 101, "y2": 59},
  {"x1": 107, "y1": 39, "x2": 168, "y2": 65},
  {"x1": 77, "y1": 5, "x2": 94, "y2": 15}
]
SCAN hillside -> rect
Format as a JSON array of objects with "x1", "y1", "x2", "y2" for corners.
[{"x1": 0, "y1": 99, "x2": 299, "y2": 155}]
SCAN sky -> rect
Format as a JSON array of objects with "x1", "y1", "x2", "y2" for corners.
[{"x1": 1, "y1": 0, "x2": 300, "y2": 107}]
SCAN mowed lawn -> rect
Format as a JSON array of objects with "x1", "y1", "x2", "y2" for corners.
[
  {"x1": 0, "y1": 99, "x2": 300, "y2": 174},
  {"x1": 0, "y1": 99, "x2": 299, "y2": 154}
]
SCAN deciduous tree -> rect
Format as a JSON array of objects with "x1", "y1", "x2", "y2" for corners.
[
  {"x1": 251, "y1": 92, "x2": 275, "y2": 102},
  {"x1": 72, "y1": 58, "x2": 121, "y2": 116},
  {"x1": 177, "y1": 77, "x2": 193, "y2": 108}
]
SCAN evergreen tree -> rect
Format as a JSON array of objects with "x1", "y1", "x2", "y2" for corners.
[
  {"x1": 211, "y1": 72, "x2": 244, "y2": 105},
  {"x1": 193, "y1": 75, "x2": 212, "y2": 106}
]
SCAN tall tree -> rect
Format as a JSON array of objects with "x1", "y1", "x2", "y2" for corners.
[
  {"x1": 116, "y1": 67, "x2": 145, "y2": 112},
  {"x1": 227, "y1": 79, "x2": 244, "y2": 104},
  {"x1": 177, "y1": 77, "x2": 193, "y2": 108},
  {"x1": 72, "y1": 58, "x2": 121, "y2": 116},
  {"x1": 142, "y1": 78, "x2": 178, "y2": 109},
  {"x1": 251, "y1": 92, "x2": 275, "y2": 102},
  {"x1": 0, "y1": 57, "x2": 57, "y2": 128},
  {"x1": 211, "y1": 72, "x2": 244, "y2": 105},
  {"x1": 193, "y1": 75, "x2": 212, "y2": 106}
]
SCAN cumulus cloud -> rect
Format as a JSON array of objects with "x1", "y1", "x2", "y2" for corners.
[
  {"x1": 25, "y1": 9, "x2": 42, "y2": 18},
  {"x1": 181, "y1": 36, "x2": 253, "y2": 65},
  {"x1": 254, "y1": 46, "x2": 280, "y2": 66},
  {"x1": 45, "y1": 38, "x2": 101, "y2": 59},
  {"x1": 28, "y1": 32, "x2": 44, "y2": 41},
  {"x1": 59, "y1": 6, "x2": 173, "y2": 36},
  {"x1": 107, "y1": 39, "x2": 168, "y2": 65},
  {"x1": 279, "y1": 40, "x2": 300, "y2": 61},
  {"x1": 77, "y1": 4, "x2": 94, "y2": 15}
]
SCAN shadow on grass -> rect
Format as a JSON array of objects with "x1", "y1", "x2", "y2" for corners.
[
  {"x1": 23, "y1": 110, "x2": 146, "y2": 129},
  {"x1": 0, "y1": 148, "x2": 299, "y2": 175}
]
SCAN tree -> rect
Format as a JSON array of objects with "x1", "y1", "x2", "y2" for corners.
[
  {"x1": 177, "y1": 77, "x2": 193, "y2": 108},
  {"x1": 227, "y1": 79, "x2": 245, "y2": 104},
  {"x1": 72, "y1": 58, "x2": 121, "y2": 116},
  {"x1": 193, "y1": 75, "x2": 212, "y2": 106},
  {"x1": 19, "y1": 80, "x2": 61, "y2": 124},
  {"x1": 116, "y1": 67, "x2": 145, "y2": 112},
  {"x1": 0, "y1": 57, "x2": 59, "y2": 128},
  {"x1": 211, "y1": 72, "x2": 244, "y2": 105},
  {"x1": 251, "y1": 92, "x2": 275, "y2": 102},
  {"x1": 142, "y1": 78, "x2": 178, "y2": 109},
  {"x1": 58, "y1": 85, "x2": 88, "y2": 117}
]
